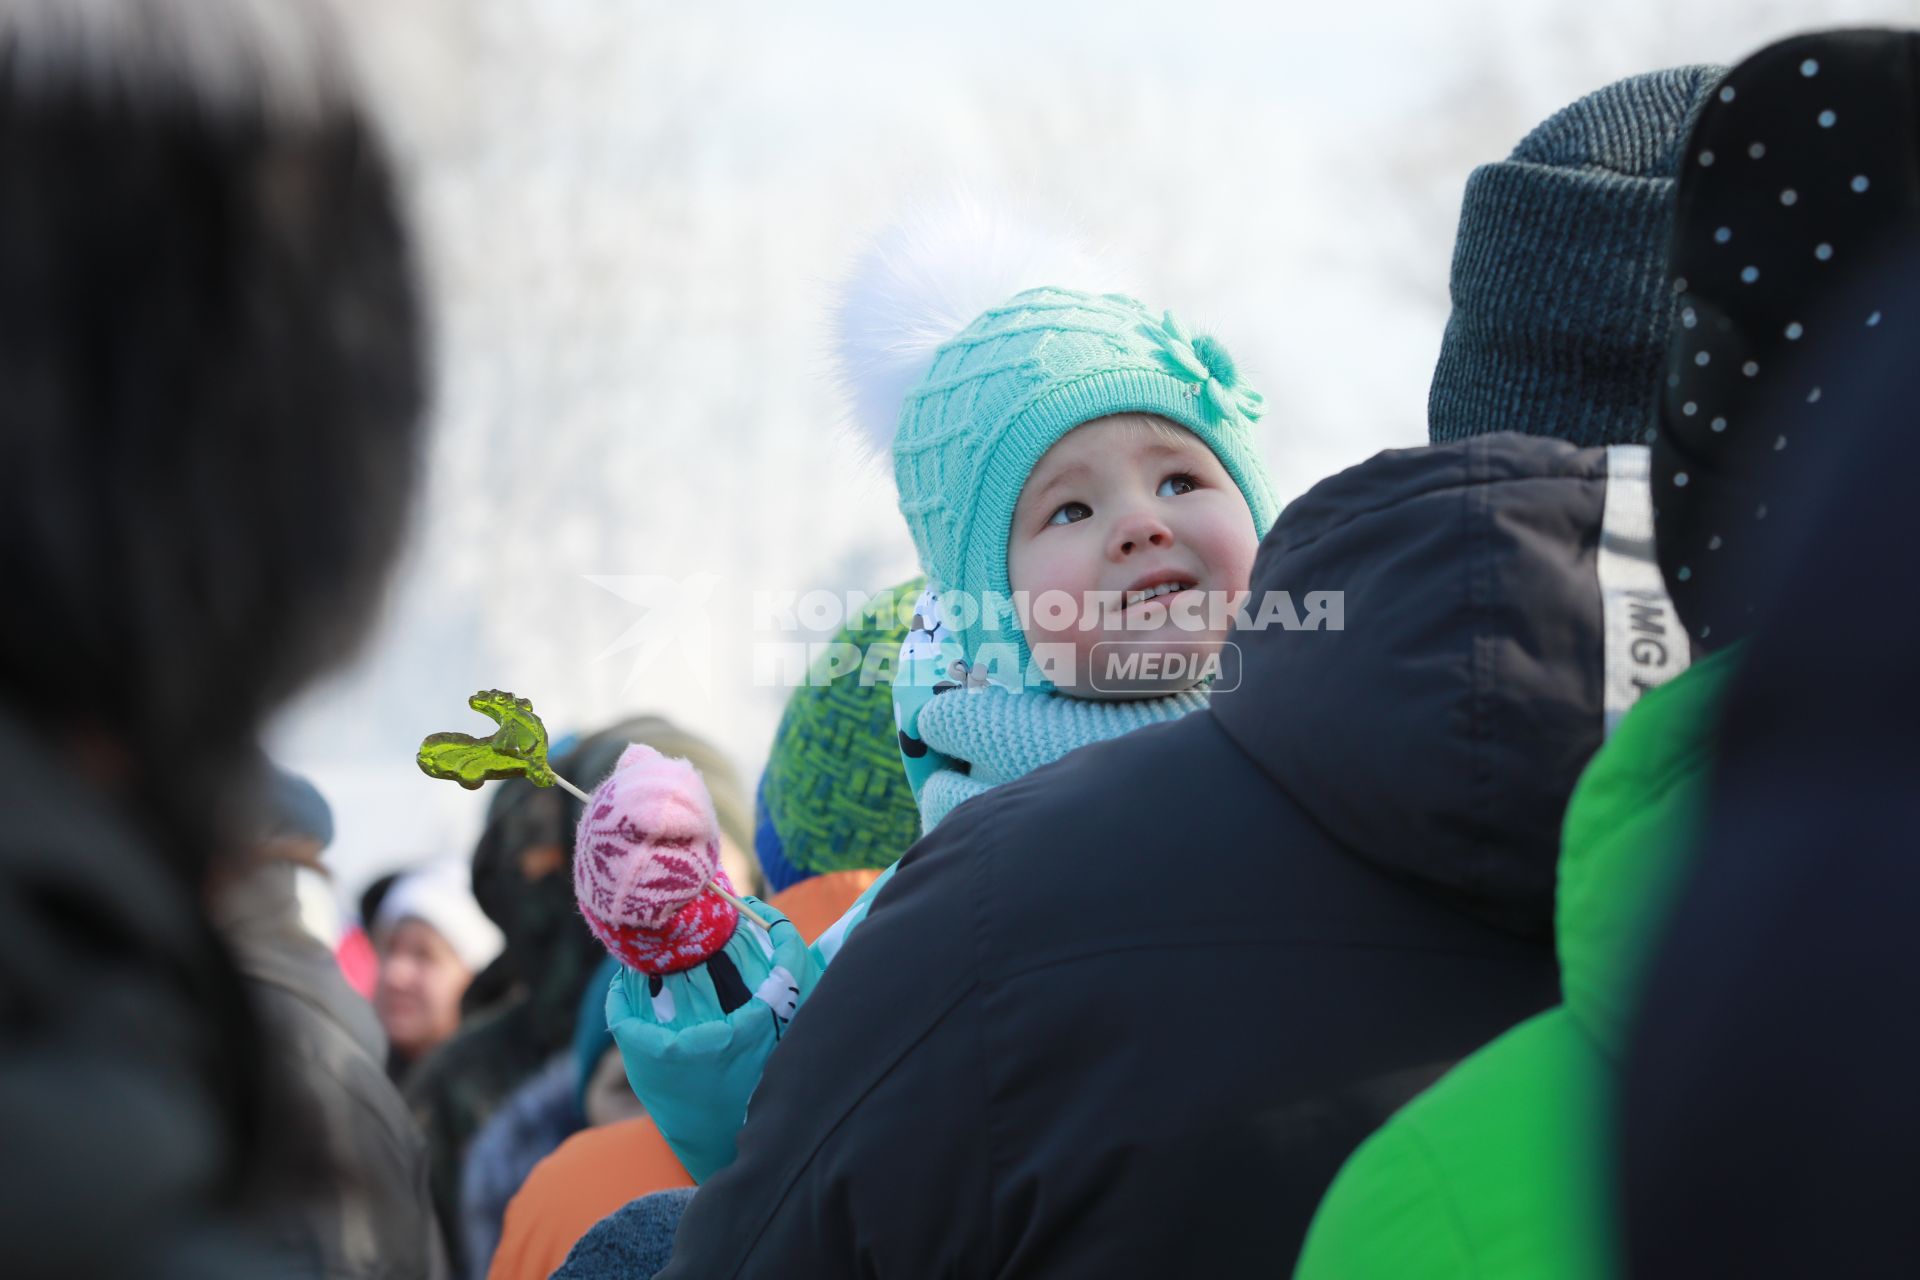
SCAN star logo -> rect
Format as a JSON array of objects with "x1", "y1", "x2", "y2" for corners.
[{"x1": 583, "y1": 573, "x2": 720, "y2": 697}]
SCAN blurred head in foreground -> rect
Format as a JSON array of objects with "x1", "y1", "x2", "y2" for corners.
[{"x1": 0, "y1": 0, "x2": 428, "y2": 880}]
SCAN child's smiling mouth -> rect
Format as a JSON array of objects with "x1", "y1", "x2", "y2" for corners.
[{"x1": 1121, "y1": 578, "x2": 1197, "y2": 611}]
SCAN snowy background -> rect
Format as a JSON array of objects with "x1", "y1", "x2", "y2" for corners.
[{"x1": 273, "y1": 0, "x2": 1920, "y2": 909}]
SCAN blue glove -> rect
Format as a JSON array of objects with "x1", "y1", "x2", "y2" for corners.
[{"x1": 605, "y1": 899, "x2": 821, "y2": 1182}]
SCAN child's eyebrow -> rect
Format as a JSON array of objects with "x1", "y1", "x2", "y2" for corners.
[{"x1": 1027, "y1": 462, "x2": 1091, "y2": 506}]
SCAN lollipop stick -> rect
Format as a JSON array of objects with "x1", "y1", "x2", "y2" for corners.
[
  {"x1": 552, "y1": 773, "x2": 592, "y2": 804},
  {"x1": 710, "y1": 882, "x2": 772, "y2": 933}
]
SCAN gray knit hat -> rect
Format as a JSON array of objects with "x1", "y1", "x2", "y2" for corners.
[
  {"x1": 261, "y1": 765, "x2": 333, "y2": 847},
  {"x1": 1429, "y1": 66, "x2": 1725, "y2": 447}
]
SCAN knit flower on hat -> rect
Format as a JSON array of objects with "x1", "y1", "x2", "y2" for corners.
[{"x1": 1139, "y1": 311, "x2": 1265, "y2": 431}]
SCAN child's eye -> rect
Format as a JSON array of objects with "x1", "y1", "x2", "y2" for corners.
[
  {"x1": 1047, "y1": 501, "x2": 1092, "y2": 527},
  {"x1": 1157, "y1": 474, "x2": 1197, "y2": 497}
]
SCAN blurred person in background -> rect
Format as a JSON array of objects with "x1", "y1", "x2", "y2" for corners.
[
  {"x1": 334, "y1": 869, "x2": 400, "y2": 999},
  {"x1": 374, "y1": 863, "x2": 505, "y2": 1081},
  {"x1": 456, "y1": 718, "x2": 755, "y2": 1280},
  {"x1": 517, "y1": 958, "x2": 693, "y2": 1269},
  {"x1": 215, "y1": 770, "x2": 447, "y2": 1278},
  {"x1": 0, "y1": 0, "x2": 427, "y2": 1272},
  {"x1": 458, "y1": 959, "x2": 639, "y2": 1280},
  {"x1": 408, "y1": 715, "x2": 752, "y2": 1275}
]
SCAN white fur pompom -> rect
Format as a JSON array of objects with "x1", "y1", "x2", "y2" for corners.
[{"x1": 833, "y1": 193, "x2": 1131, "y2": 457}]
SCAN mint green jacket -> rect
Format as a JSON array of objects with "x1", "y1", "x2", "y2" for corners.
[{"x1": 1293, "y1": 648, "x2": 1740, "y2": 1280}]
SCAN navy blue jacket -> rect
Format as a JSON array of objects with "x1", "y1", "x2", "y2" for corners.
[{"x1": 665, "y1": 433, "x2": 1650, "y2": 1278}]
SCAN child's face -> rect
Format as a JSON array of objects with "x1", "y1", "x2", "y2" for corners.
[{"x1": 1007, "y1": 414, "x2": 1258, "y2": 699}]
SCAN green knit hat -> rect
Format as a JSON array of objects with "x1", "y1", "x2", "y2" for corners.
[
  {"x1": 895, "y1": 288, "x2": 1278, "y2": 671},
  {"x1": 755, "y1": 577, "x2": 925, "y2": 890}
]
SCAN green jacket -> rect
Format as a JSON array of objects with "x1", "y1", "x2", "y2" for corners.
[{"x1": 1294, "y1": 648, "x2": 1740, "y2": 1280}]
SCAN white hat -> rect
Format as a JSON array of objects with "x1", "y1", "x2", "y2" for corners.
[{"x1": 373, "y1": 862, "x2": 505, "y2": 973}]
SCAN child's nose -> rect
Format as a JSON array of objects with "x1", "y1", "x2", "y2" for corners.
[{"x1": 1109, "y1": 513, "x2": 1174, "y2": 559}]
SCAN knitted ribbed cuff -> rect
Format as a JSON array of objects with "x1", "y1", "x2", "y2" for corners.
[{"x1": 1429, "y1": 162, "x2": 1676, "y2": 448}]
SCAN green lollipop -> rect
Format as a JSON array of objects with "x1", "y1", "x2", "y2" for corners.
[
  {"x1": 417, "y1": 689, "x2": 590, "y2": 801},
  {"x1": 413, "y1": 688, "x2": 770, "y2": 931}
]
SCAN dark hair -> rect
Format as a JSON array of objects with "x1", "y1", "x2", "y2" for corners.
[
  {"x1": 0, "y1": 36, "x2": 426, "y2": 882},
  {"x1": 359, "y1": 868, "x2": 402, "y2": 932}
]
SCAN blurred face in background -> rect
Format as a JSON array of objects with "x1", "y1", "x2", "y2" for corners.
[{"x1": 375, "y1": 917, "x2": 474, "y2": 1062}]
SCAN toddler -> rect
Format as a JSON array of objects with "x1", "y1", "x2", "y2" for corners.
[
  {"x1": 854, "y1": 212, "x2": 1278, "y2": 828},
  {"x1": 589, "y1": 208, "x2": 1282, "y2": 1181}
]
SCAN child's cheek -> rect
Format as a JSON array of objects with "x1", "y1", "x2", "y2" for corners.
[
  {"x1": 1010, "y1": 528, "x2": 1105, "y2": 611},
  {"x1": 1202, "y1": 505, "x2": 1260, "y2": 597},
  {"x1": 1220, "y1": 532, "x2": 1258, "y2": 597}
]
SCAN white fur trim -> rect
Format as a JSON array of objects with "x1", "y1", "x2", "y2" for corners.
[{"x1": 833, "y1": 191, "x2": 1132, "y2": 457}]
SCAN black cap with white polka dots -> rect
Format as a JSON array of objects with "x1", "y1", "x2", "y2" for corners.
[{"x1": 1655, "y1": 29, "x2": 1920, "y2": 650}]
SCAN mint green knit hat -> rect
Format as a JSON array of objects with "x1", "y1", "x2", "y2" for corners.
[{"x1": 890, "y1": 287, "x2": 1279, "y2": 672}]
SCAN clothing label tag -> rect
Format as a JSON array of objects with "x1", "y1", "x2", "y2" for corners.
[{"x1": 1599, "y1": 446, "x2": 1690, "y2": 736}]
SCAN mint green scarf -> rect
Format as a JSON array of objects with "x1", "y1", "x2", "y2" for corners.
[{"x1": 894, "y1": 584, "x2": 1207, "y2": 829}]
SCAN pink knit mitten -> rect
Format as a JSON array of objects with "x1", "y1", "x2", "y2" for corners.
[{"x1": 573, "y1": 743, "x2": 739, "y2": 974}]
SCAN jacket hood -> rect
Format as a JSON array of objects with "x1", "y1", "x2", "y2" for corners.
[{"x1": 1212, "y1": 433, "x2": 1688, "y2": 938}]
